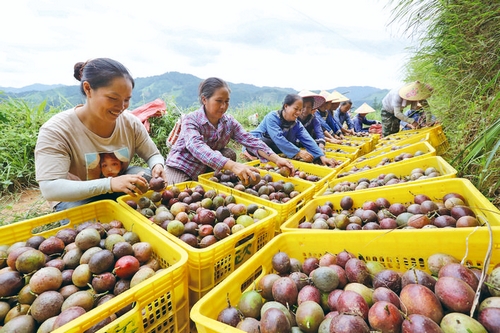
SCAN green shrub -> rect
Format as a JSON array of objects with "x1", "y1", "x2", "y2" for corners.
[{"x1": 0, "y1": 97, "x2": 60, "y2": 194}]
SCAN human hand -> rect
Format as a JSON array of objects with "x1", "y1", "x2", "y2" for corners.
[
  {"x1": 274, "y1": 157, "x2": 295, "y2": 176},
  {"x1": 111, "y1": 174, "x2": 149, "y2": 196},
  {"x1": 295, "y1": 150, "x2": 314, "y2": 162},
  {"x1": 151, "y1": 164, "x2": 167, "y2": 180},
  {"x1": 230, "y1": 163, "x2": 261, "y2": 186},
  {"x1": 320, "y1": 156, "x2": 337, "y2": 167},
  {"x1": 408, "y1": 122, "x2": 418, "y2": 129}
]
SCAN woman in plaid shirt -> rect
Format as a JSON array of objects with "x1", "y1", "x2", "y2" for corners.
[{"x1": 165, "y1": 77, "x2": 293, "y2": 185}]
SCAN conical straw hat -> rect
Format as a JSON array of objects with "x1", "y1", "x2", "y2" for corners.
[
  {"x1": 354, "y1": 102, "x2": 376, "y2": 114},
  {"x1": 329, "y1": 90, "x2": 350, "y2": 103},
  {"x1": 398, "y1": 81, "x2": 432, "y2": 101},
  {"x1": 298, "y1": 90, "x2": 327, "y2": 109},
  {"x1": 319, "y1": 90, "x2": 337, "y2": 102}
]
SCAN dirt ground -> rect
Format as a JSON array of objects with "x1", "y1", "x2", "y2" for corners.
[{"x1": 0, "y1": 187, "x2": 52, "y2": 224}]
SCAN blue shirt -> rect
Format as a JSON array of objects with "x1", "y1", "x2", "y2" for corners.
[
  {"x1": 315, "y1": 110, "x2": 342, "y2": 135},
  {"x1": 249, "y1": 111, "x2": 325, "y2": 159},
  {"x1": 334, "y1": 108, "x2": 354, "y2": 130},
  {"x1": 352, "y1": 114, "x2": 377, "y2": 132},
  {"x1": 299, "y1": 114, "x2": 325, "y2": 145}
]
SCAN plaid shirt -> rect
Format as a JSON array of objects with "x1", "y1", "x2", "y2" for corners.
[{"x1": 165, "y1": 106, "x2": 274, "y2": 180}]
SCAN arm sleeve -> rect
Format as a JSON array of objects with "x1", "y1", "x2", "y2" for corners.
[
  {"x1": 327, "y1": 112, "x2": 343, "y2": 135},
  {"x1": 265, "y1": 117, "x2": 301, "y2": 158},
  {"x1": 393, "y1": 106, "x2": 416, "y2": 123},
  {"x1": 352, "y1": 117, "x2": 362, "y2": 132},
  {"x1": 39, "y1": 178, "x2": 112, "y2": 202},
  {"x1": 296, "y1": 124, "x2": 324, "y2": 159},
  {"x1": 362, "y1": 118, "x2": 377, "y2": 126},
  {"x1": 230, "y1": 118, "x2": 275, "y2": 158},
  {"x1": 346, "y1": 115, "x2": 354, "y2": 129},
  {"x1": 313, "y1": 119, "x2": 325, "y2": 145},
  {"x1": 147, "y1": 154, "x2": 165, "y2": 169},
  {"x1": 315, "y1": 113, "x2": 333, "y2": 133}
]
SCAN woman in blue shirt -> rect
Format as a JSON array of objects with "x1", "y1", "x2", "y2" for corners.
[
  {"x1": 334, "y1": 100, "x2": 355, "y2": 135},
  {"x1": 249, "y1": 94, "x2": 336, "y2": 167},
  {"x1": 352, "y1": 102, "x2": 380, "y2": 132}
]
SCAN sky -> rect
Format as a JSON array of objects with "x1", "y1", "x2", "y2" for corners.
[{"x1": 0, "y1": 0, "x2": 413, "y2": 91}]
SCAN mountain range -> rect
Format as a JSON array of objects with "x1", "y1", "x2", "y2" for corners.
[{"x1": 0, "y1": 71, "x2": 388, "y2": 111}]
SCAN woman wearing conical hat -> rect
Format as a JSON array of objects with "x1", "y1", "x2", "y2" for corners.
[
  {"x1": 380, "y1": 81, "x2": 433, "y2": 136},
  {"x1": 352, "y1": 103, "x2": 380, "y2": 133}
]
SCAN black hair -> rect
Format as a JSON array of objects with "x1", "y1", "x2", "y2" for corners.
[
  {"x1": 341, "y1": 100, "x2": 353, "y2": 106},
  {"x1": 73, "y1": 58, "x2": 134, "y2": 96},
  {"x1": 282, "y1": 94, "x2": 302, "y2": 110},
  {"x1": 198, "y1": 77, "x2": 231, "y2": 104},
  {"x1": 302, "y1": 97, "x2": 315, "y2": 107}
]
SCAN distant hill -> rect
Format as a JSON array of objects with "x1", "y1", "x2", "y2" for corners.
[
  {"x1": 0, "y1": 83, "x2": 66, "y2": 93},
  {"x1": 0, "y1": 72, "x2": 388, "y2": 111}
]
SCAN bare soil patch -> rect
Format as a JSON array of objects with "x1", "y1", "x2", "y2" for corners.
[{"x1": 0, "y1": 187, "x2": 52, "y2": 225}]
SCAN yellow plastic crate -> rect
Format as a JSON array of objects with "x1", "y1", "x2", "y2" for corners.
[
  {"x1": 325, "y1": 142, "x2": 362, "y2": 160},
  {"x1": 355, "y1": 133, "x2": 432, "y2": 161},
  {"x1": 344, "y1": 135, "x2": 375, "y2": 154},
  {"x1": 198, "y1": 170, "x2": 315, "y2": 232},
  {"x1": 389, "y1": 124, "x2": 449, "y2": 155},
  {"x1": 190, "y1": 230, "x2": 500, "y2": 333},
  {"x1": 244, "y1": 158, "x2": 348, "y2": 194},
  {"x1": 316, "y1": 155, "x2": 458, "y2": 197},
  {"x1": 336, "y1": 141, "x2": 436, "y2": 178},
  {"x1": 376, "y1": 131, "x2": 430, "y2": 149},
  {"x1": 0, "y1": 200, "x2": 189, "y2": 333},
  {"x1": 117, "y1": 181, "x2": 277, "y2": 306},
  {"x1": 281, "y1": 178, "x2": 500, "y2": 232}
]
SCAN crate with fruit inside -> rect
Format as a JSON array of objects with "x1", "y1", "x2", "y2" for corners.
[
  {"x1": 281, "y1": 178, "x2": 500, "y2": 232},
  {"x1": 336, "y1": 141, "x2": 436, "y2": 178},
  {"x1": 245, "y1": 158, "x2": 349, "y2": 195},
  {"x1": 191, "y1": 229, "x2": 500, "y2": 333},
  {"x1": 118, "y1": 181, "x2": 278, "y2": 306},
  {"x1": 318, "y1": 155, "x2": 457, "y2": 197},
  {"x1": 198, "y1": 168, "x2": 315, "y2": 230},
  {"x1": 0, "y1": 200, "x2": 189, "y2": 333}
]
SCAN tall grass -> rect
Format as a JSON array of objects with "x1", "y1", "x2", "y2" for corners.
[
  {"x1": 0, "y1": 96, "x2": 59, "y2": 193},
  {"x1": 387, "y1": 0, "x2": 500, "y2": 206}
]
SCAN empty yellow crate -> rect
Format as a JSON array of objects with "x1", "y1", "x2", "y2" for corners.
[
  {"x1": 343, "y1": 135, "x2": 375, "y2": 154},
  {"x1": 336, "y1": 141, "x2": 436, "y2": 178},
  {"x1": 244, "y1": 158, "x2": 349, "y2": 194},
  {"x1": 325, "y1": 142, "x2": 362, "y2": 160},
  {"x1": 316, "y1": 155, "x2": 457, "y2": 197},
  {"x1": 281, "y1": 178, "x2": 500, "y2": 232},
  {"x1": 355, "y1": 132, "x2": 432, "y2": 161},
  {"x1": 198, "y1": 170, "x2": 315, "y2": 232},
  {"x1": 117, "y1": 181, "x2": 277, "y2": 306},
  {"x1": 190, "y1": 229, "x2": 500, "y2": 333},
  {"x1": 0, "y1": 200, "x2": 189, "y2": 333},
  {"x1": 389, "y1": 124, "x2": 449, "y2": 155},
  {"x1": 376, "y1": 131, "x2": 430, "y2": 149}
]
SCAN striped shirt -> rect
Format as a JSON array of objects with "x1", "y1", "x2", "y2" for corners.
[{"x1": 165, "y1": 106, "x2": 274, "y2": 179}]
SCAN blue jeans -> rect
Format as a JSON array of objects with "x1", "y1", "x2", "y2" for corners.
[{"x1": 54, "y1": 166, "x2": 151, "y2": 212}]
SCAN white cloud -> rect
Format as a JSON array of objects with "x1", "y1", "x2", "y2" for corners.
[{"x1": 0, "y1": 0, "x2": 411, "y2": 90}]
